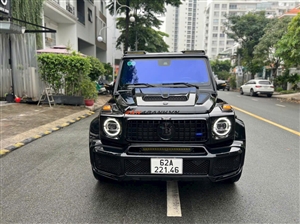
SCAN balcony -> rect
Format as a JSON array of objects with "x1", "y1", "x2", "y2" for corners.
[{"x1": 66, "y1": 2, "x2": 75, "y2": 15}]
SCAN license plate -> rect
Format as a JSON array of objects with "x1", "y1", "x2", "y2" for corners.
[{"x1": 151, "y1": 158, "x2": 183, "y2": 174}]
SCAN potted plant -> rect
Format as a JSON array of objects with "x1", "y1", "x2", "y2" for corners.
[{"x1": 80, "y1": 78, "x2": 98, "y2": 106}]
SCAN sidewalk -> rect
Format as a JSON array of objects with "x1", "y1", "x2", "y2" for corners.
[
  {"x1": 273, "y1": 92, "x2": 300, "y2": 102},
  {"x1": 0, "y1": 95, "x2": 110, "y2": 157}
]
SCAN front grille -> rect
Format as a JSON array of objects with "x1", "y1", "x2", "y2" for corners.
[
  {"x1": 125, "y1": 159, "x2": 210, "y2": 175},
  {"x1": 94, "y1": 154, "x2": 122, "y2": 175},
  {"x1": 184, "y1": 160, "x2": 210, "y2": 174},
  {"x1": 127, "y1": 146, "x2": 207, "y2": 155},
  {"x1": 143, "y1": 95, "x2": 188, "y2": 101},
  {"x1": 212, "y1": 155, "x2": 241, "y2": 176},
  {"x1": 126, "y1": 120, "x2": 207, "y2": 142},
  {"x1": 125, "y1": 159, "x2": 150, "y2": 174}
]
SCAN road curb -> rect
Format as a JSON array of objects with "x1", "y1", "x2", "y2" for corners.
[{"x1": 0, "y1": 111, "x2": 96, "y2": 158}]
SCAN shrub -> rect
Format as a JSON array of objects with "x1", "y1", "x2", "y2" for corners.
[
  {"x1": 287, "y1": 73, "x2": 300, "y2": 90},
  {"x1": 80, "y1": 78, "x2": 98, "y2": 100},
  {"x1": 229, "y1": 75, "x2": 237, "y2": 89},
  {"x1": 87, "y1": 56, "x2": 105, "y2": 81},
  {"x1": 37, "y1": 52, "x2": 91, "y2": 96}
]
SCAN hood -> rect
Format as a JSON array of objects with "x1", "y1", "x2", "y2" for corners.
[{"x1": 116, "y1": 87, "x2": 216, "y2": 114}]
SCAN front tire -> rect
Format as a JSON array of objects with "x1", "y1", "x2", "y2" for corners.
[
  {"x1": 240, "y1": 88, "x2": 244, "y2": 95},
  {"x1": 267, "y1": 94, "x2": 272, "y2": 97}
]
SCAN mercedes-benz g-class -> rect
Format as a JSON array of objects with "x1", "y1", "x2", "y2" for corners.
[{"x1": 89, "y1": 50, "x2": 246, "y2": 183}]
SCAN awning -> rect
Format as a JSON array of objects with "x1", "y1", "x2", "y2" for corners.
[
  {"x1": 0, "y1": 15, "x2": 56, "y2": 34},
  {"x1": 0, "y1": 21, "x2": 24, "y2": 34}
]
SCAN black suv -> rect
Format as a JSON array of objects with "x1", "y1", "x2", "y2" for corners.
[{"x1": 89, "y1": 50, "x2": 246, "y2": 183}]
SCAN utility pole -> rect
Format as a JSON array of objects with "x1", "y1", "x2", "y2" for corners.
[
  {"x1": 124, "y1": 0, "x2": 130, "y2": 53},
  {"x1": 112, "y1": 0, "x2": 117, "y2": 78},
  {"x1": 236, "y1": 53, "x2": 240, "y2": 87},
  {"x1": 135, "y1": 10, "x2": 138, "y2": 51}
]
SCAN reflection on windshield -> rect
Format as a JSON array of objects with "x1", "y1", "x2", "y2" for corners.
[
  {"x1": 121, "y1": 62, "x2": 139, "y2": 84},
  {"x1": 119, "y1": 58, "x2": 210, "y2": 87}
]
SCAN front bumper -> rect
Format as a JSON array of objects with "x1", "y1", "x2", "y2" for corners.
[{"x1": 90, "y1": 141, "x2": 245, "y2": 182}]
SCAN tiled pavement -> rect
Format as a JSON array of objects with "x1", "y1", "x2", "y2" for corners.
[{"x1": 0, "y1": 95, "x2": 110, "y2": 157}]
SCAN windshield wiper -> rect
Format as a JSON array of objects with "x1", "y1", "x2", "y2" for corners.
[
  {"x1": 125, "y1": 83, "x2": 156, "y2": 87},
  {"x1": 161, "y1": 82, "x2": 199, "y2": 89}
]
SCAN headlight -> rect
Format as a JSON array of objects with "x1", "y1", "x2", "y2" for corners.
[
  {"x1": 213, "y1": 117, "x2": 231, "y2": 138},
  {"x1": 103, "y1": 118, "x2": 121, "y2": 137}
]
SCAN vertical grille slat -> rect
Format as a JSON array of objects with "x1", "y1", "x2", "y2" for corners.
[{"x1": 126, "y1": 120, "x2": 207, "y2": 142}]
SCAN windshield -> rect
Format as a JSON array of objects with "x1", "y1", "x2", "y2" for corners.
[{"x1": 118, "y1": 58, "x2": 210, "y2": 88}]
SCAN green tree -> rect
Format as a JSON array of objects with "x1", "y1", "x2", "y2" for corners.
[
  {"x1": 107, "y1": 0, "x2": 181, "y2": 52},
  {"x1": 103, "y1": 63, "x2": 113, "y2": 81},
  {"x1": 211, "y1": 60, "x2": 231, "y2": 80},
  {"x1": 288, "y1": 73, "x2": 300, "y2": 90},
  {"x1": 276, "y1": 13, "x2": 300, "y2": 67},
  {"x1": 253, "y1": 17, "x2": 292, "y2": 79},
  {"x1": 223, "y1": 11, "x2": 270, "y2": 79},
  {"x1": 87, "y1": 56, "x2": 105, "y2": 81},
  {"x1": 11, "y1": 0, "x2": 45, "y2": 49},
  {"x1": 116, "y1": 23, "x2": 169, "y2": 52}
]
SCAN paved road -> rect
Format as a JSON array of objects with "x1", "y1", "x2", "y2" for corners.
[
  {"x1": 1, "y1": 92, "x2": 299, "y2": 223},
  {"x1": 219, "y1": 91, "x2": 300, "y2": 132}
]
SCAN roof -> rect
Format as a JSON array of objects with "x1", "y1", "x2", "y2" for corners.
[
  {"x1": 279, "y1": 5, "x2": 300, "y2": 18},
  {"x1": 37, "y1": 45, "x2": 86, "y2": 56},
  {"x1": 123, "y1": 50, "x2": 208, "y2": 59}
]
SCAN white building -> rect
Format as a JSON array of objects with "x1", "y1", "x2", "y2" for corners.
[
  {"x1": 164, "y1": 0, "x2": 299, "y2": 58},
  {"x1": 204, "y1": 0, "x2": 299, "y2": 59},
  {"x1": 165, "y1": 0, "x2": 208, "y2": 52},
  {"x1": 42, "y1": 0, "x2": 108, "y2": 62}
]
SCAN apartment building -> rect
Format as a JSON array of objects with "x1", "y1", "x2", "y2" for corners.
[
  {"x1": 204, "y1": 0, "x2": 299, "y2": 59},
  {"x1": 164, "y1": 0, "x2": 299, "y2": 58},
  {"x1": 42, "y1": 0, "x2": 108, "y2": 62},
  {"x1": 165, "y1": 0, "x2": 207, "y2": 52}
]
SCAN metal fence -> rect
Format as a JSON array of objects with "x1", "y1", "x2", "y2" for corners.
[{"x1": 0, "y1": 33, "x2": 44, "y2": 101}]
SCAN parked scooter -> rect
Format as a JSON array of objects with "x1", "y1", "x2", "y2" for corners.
[
  {"x1": 95, "y1": 81, "x2": 108, "y2": 95},
  {"x1": 104, "y1": 81, "x2": 114, "y2": 95}
]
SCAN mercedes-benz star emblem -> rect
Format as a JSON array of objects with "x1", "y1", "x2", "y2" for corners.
[{"x1": 157, "y1": 122, "x2": 175, "y2": 140}]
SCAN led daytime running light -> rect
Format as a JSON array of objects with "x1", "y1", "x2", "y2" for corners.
[
  {"x1": 213, "y1": 117, "x2": 231, "y2": 136},
  {"x1": 103, "y1": 118, "x2": 121, "y2": 137}
]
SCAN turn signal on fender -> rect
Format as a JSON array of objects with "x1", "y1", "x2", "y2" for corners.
[
  {"x1": 222, "y1": 104, "x2": 232, "y2": 112},
  {"x1": 102, "y1": 104, "x2": 112, "y2": 112}
]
